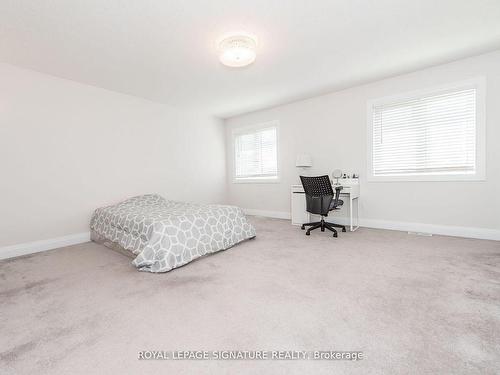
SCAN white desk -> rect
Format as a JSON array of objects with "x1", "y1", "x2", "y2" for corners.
[{"x1": 291, "y1": 182, "x2": 360, "y2": 231}]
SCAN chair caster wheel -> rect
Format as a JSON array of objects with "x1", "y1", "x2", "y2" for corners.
[
  {"x1": 333, "y1": 233, "x2": 338, "y2": 238},
  {"x1": 321, "y1": 228, "x2": 325, "y2": 232},
  {"x1": 306, "y1": 231, "x2": 310, "y2": 236},
  {"x1": 342, "y1": 228, "x2": 346, "y2": 232},
  {"x1": 301, "y1": 225, "x2": 305, "y2": 230}
]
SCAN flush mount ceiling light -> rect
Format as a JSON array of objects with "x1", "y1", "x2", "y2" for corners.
[{"x1": 218, "y1": 33, "x2": 257, "y2": 67}]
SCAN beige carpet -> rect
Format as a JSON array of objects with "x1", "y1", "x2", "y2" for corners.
[{"x1": 1, "y1": 217, "x2": 499, "y2": 375}]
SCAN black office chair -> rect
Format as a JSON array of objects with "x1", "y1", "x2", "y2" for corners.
[{"x1": 300, "y1": 175, "x2": 347, "y2": 237}]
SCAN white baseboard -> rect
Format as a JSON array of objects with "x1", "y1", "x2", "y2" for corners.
[
  {"x1": 358, "y1": 218, "x2": 500, "y2": 241},
  {"x1": 244, "y1": 208, "x2": 291, "y2": 220},
  {"x1": 0, "y1": 232, "x2": 91, "y2": 260},
  {"x1": 2, "y1": 212, "x2": 497, "y2": 261},
  {"x1": 244, "y1": 209, "x2": 500, "y2": 241}
]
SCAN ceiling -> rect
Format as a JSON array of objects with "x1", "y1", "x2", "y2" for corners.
[{"x1": 1, "y1": 0, "x2": 500, "y2": 118}]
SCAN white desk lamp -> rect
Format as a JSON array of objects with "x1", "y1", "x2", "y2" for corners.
[
  {"x1": 296, "y1": 154, "x2": 312, "y2": 168},
  {"x1": 296, "y1": 154, "x2": 312, "y2": 177}
]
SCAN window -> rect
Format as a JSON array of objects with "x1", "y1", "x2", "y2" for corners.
[
  {"x1": 367, "y1": 78, "x2": 485, "y2": 181},
  {"x1": 233, "y1": 122, "x2": 279, "y2": 182}
]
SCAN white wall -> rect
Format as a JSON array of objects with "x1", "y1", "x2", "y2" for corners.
[
  {"x1": 225, "y1": 51, "x2": 500, "y2": 237},
  {"x1": 0, "y1": 63, "x2": 226, "y2": 248}
]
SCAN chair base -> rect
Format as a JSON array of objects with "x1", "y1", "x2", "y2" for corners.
[{"x1": 301, "y1": 217, "x2": 346, "y2": 237}]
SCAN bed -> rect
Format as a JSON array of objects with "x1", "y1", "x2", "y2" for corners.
[{"x1": 90, "y1": 194, "x2": 256, "y2": 272}]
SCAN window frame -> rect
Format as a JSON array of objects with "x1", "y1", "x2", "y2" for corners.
[
  {"x1": 231, "y1": 121, "x2": 280, "y2": 184},
  {"x1": 366, "y1": 77, "x2": 486, "y2": 182}
]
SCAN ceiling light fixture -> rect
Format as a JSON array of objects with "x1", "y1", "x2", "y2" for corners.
[{"x1": 218, "y1": 33, "x2": 257, "y2": 68}]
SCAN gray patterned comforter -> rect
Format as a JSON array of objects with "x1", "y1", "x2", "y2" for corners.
[{"x1": 90, "y1": 194, "x2": 256, "y2": 272}]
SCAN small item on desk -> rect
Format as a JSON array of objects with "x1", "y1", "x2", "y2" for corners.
[{"x1": 341, "y1": 173, "x2": 360, "y2": 185}]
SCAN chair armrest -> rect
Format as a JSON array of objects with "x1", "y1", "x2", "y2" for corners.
[{"x1": 333, "y1": 186, "x2": 343, "y2": 207}]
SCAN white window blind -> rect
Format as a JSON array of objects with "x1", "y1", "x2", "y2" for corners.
[
  {"x1": 371, "y1": 88, "x2": 477, "y2": 178},
  {"x1": 234, "y1": 125, "x2": 278, "y2": 180}
]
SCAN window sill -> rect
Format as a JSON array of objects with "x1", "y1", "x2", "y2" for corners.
[
  {"x1": 233, "y1": 177, "x2": 281, "y2": 184},
  {"x1": 367, "y1": 173, "x2": 486, "y2": 182}
]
